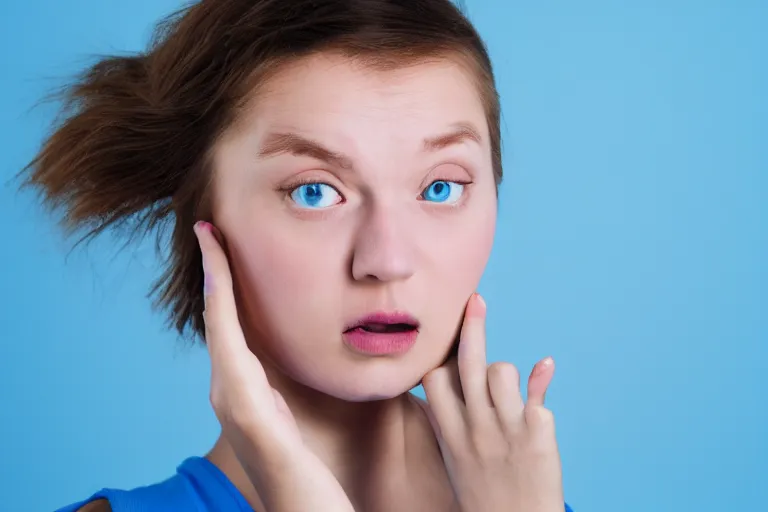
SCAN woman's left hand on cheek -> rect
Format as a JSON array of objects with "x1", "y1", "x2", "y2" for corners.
[{"x1": 420, "y1": 293, "x2": 565, "y2": 512}]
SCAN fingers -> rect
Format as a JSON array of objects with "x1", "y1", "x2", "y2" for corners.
[
  {"x1": 526, "y1": 357, "x2": 555, "y2": 408},
  {"x1": 194, "y1": 221, "x2": 241, "y2": 355},
  {"x1": 422, "y1": 357, "x2": 466, "y2": 441},
  {"x1": 487, "y1": 361, "x2": 525, "y2": 431},
  {"x1": 457, "y1": 293, "x2": 495, "y2": 419},
  {"x1": 193, "y1": 221, "x2": 270, "y2": 400},
  {"x1": 423, "y1": 290, "x2": 558, "y2": 451}
]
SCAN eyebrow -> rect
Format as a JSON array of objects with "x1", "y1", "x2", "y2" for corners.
[
  {"x1": 258, "y1": 132, "x2": 354, "y2": 169},
  {"x1": 257, "y1": 122, "x2": 483, "y2": 168},
  {"x1": 423, "y1": 122, "x2": 483, "y2": 152}
]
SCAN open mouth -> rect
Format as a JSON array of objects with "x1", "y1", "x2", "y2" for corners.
[
  {"x1": 352, "y1": 322, "x2": 417, "y2": 334},
  {"x1": 343, "y1": 311, "x2": 420, "y2": 334},
  {"x1": 342, "y1": 312, "x2": 420, "y2": 355}
]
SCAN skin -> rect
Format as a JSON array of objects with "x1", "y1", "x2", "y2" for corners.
[
  {"x1": 207, "y1": 52, "x2": 498, "y2": 510},
  {"x1": 211, "y1": 53, "x2": 498, "y2": 402},
  {"x1": 77, "y1": 52, "x2": 564, "y2": 511}
]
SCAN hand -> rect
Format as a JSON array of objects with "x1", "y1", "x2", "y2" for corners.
[
  {"x1": 420, "y1": 293, "x2": 565, "y2": 512},
  {"x1": 193, "y1": 221, "x2": 354, "y2": 512}
]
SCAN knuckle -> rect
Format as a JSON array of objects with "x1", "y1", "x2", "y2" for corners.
[
  {"x1": 422, "y1": 367, "x2": 447, "y2": 389},
  {"x1": 208, "y1": 381, "x2": 227, "y2": 408},
  {"x1": 209, "y1": 389, "x2": 227, "y2": 417},
  {"x1": 214, "y1": 395, "x2": 257, "y2": 429},
  {"x1": 526, "y1": 405, "x2": 556, "y2": 428},
  {"x1": 487, "y1": 361, "x2": 519, "y2": 384}
]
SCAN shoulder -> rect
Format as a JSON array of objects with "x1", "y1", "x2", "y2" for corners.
[
  {"x1": 76, "y1": 500, "x2": 111, "y2": 512},
  {"x1": 56, "y1": 498, "x2": 112, "y2": 512},
  {"x1": 55, "y1": 457, "x2": 238, "y2": 512}
]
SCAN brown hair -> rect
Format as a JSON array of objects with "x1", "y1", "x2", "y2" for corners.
[{"x1": 19, "y1": 0, "x2": 502, "y2": 341}]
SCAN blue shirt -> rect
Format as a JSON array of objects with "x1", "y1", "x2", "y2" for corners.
[{"x1": 57, "y1": 456, "x2": 573, "y2": 511}]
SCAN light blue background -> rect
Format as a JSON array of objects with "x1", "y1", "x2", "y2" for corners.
[{"x1": 1, "y1": 1, "x2": 765, "y2": 510}]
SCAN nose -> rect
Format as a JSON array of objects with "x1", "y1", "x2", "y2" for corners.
[{"x1": 351, "y1": 204, "x2": 416, "y2": 282}]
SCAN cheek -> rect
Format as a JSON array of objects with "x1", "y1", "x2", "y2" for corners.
[
  {"x1": 228, "y1": 228, "x2": 342, "y2": 335},
  {"x1": 429, "y1": 205, "x2": 496, "y2": 284},
  {"x1": 420, "y1": 205, "x2": 496, "y2": 331},
  {"x1": 451, "y1": 222, "x2": 495, "y2": 275},
  {"x1": 248, "y1": 248, "x2": 306, "y2": 297}
]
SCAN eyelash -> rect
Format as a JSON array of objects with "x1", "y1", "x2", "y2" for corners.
[
  {"x1": 279, "y1": 176, "x2": 344, "y2": 198},
  {"x1": 424, "y1": 180, "x2": 473, "y2": 209},
  {"x1": 280, "y1": 178, "x2": 474, "y2": 201},
  {"x1": 421, "y1": 179, "x2": 474, "y2": 195}
]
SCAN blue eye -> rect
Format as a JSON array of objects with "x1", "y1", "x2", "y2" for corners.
[
  {"x1": 421, "y1": 181, "x2": 465, "y2": 204},
  {"x1": 290, "y1": 183, "x2": 342, "y2": 209}
]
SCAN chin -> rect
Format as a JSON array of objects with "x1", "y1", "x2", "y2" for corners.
[
  {"x1": 331, "y1": 380, "x2": 417, "y2": 402},
  {"x1": 332, "y1": 347, "x2": 456, "y2": 402},
  {"x1": 313, "y1": 365, "x2": 427, "y2": 403}
]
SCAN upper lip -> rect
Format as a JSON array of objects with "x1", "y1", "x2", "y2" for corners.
[{"x1": 343, "y1": 311, "x2": 420, "y2": 332}]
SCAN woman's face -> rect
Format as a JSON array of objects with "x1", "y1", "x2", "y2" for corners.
[{"x1": 211, "y1": 53, "x2": 497, "y2": 401}]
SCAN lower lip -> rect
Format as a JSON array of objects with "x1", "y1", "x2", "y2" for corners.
[{"x1": 342, "y1": 328, "x2": 418, "y2": 355}]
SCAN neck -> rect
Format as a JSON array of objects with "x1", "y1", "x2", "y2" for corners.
[{"x1": 205, "y1": 364, "x2": 426, "y2": 511}]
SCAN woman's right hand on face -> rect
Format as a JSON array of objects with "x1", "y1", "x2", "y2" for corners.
[{"x1": 193, "y1": 221, "x2": 355, "y2": 512}]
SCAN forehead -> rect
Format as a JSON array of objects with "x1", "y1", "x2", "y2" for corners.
[{"x1": 234, "y1": 52, "x2": 489, "y2": 146}]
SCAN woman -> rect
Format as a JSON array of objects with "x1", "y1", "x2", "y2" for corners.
[{"x1": 24, "y1": 0, "x2": 573, "y2": 510}]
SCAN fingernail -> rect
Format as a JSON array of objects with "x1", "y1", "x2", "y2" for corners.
[
  {"x1": 465, "y1": 293, "x2": 486, "y2": 318},
  {"x1": 534, "y1": 356, "x2": 554, "y2": 375},
  {"x1": 193, "y1": 222, "x2": 213, "y2": 296},
  {"x1": 194, "y1": 220, "x2": 213, "y2": 234}
]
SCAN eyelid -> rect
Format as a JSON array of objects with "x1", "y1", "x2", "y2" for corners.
[
  {"x1": 418, "y1": 179, "x2": 474, "y2": 210},
  {"x1": 278, "y1": 174, "x2": 343, "y2": 194},
  {"x1": 424, "y1": 178, "x2": 473, "y2": 186},
  {"x1": 421, "y1": 161, "x2": 475, "y2": 187},
  {"x1": 420, "y1": 178, "x2": 472, "y2": 194},
  {"x1": 277, "y1": 175, "x2": 347, "y2": 216}
]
